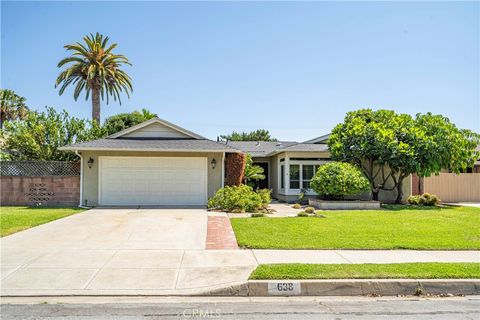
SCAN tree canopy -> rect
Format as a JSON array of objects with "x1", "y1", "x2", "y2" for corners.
[
  {"x1": 220, "y1": 129, "x2": 277, "y2": 141},
  {"x1": 0, "y1": 89, "x2": 29, "y2": 129},
  {"x1": 56, "y1": 33, "x2": 132, "y2": 123},
  {"x1": 1, "y1": 107, "x2": 104, "y2": 161},
  {"x1": 103, "y1": 108, "x2": 157, "y2": 135},
  {"x1": 328, "y1": 109, "x2": 480, "y2": 203}
]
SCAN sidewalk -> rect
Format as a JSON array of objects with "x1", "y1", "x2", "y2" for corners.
[{"x1": 2, "y1": 249, "x2": 478, "y2": 296}]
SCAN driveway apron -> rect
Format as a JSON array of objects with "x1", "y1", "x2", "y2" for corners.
[{"x1": 0, "y1": 208, "x2": 257, "y2": 296}]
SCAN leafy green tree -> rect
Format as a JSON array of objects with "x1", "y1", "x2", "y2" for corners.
[
  {"x1": 243, "y1": 153, "x2": 265, "y2": 185},
  {"x1": 103, "y1": 108, "x2": 157, "y2": 135},
  {"x1": 56, "y1": 33, "x2": 132, "y2": 123},
  {"x1": 329, "y1": 109, "x2": 480, "y2": 203},
  {"x1": 0, "y1": 89, "x2": 29, "y2": 129},
  {"x1": 221, "y1": 129, "x2": 277, "y2": 141},
  {"x1": 1, "y1": 107, "x2": 104, "y2": 161},
  {"x1": 310, "y1": 162, "x2": 369, "y2": 200}
]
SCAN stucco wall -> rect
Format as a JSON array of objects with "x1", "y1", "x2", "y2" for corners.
[{"x1": 79, "y1": 151, "x2": 223, "y2": 206}]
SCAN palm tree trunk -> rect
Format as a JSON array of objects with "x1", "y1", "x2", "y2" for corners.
[{"x1": 92, "y1": 87, "x2": 101, "y2": 123}]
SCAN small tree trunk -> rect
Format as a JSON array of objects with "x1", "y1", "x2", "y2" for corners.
[
  {"x1": 395, "y1": 177, "x2": 405, "y2": 204},
  {"x1": 91, "y1": 86, "x2": 101, "y2": 123}
]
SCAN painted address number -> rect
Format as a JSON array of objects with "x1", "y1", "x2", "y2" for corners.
[{"x1": 267, "y1": 282, "x2": 301, "y2": 295}]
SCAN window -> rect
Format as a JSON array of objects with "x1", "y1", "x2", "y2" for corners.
[
  {"x1": 302, "y1": 165, "x2": 316, "y2": 189},
  {"x1": 290, "y1": 165, "x2": 300, "y2": 189},
  {"x1": 280, "y1": 165, "x2": 284, "y2": 189}
]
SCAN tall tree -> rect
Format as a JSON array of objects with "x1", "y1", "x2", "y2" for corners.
[
  {"x1": 0, "y1": 89, "x2": 29, "y2": 129},
  {"x1": 103, "y1": 108, "x2": 157, "y2": 135},
  {"x1": 1, "y1": 107, "x2": 104, "y2": 161},
  {"x1": 55, "y1": 33, "x2": 132, "y2": 123},
  {"x1": 329, "y1": 109, "x2": 479, "y2": 203},
  {"x1": 221, "y1": 129, "x2": 277, "y2": 141}
]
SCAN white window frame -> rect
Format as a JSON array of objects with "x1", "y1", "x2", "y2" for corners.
[{"x1": 278, "y1": 157, "x2": 330, "y2": 196}]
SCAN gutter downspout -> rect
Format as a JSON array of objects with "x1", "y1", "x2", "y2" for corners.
[
  {"x1": 221, "y1": 152, "x2": 225, "y2": 187},
  {"x1": 75, "y1": 150, "x2": 89, "y2": 209}
]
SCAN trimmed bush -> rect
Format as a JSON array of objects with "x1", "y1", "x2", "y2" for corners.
[
  {"x1": 408, "y1": 193, "x2": 440, "y2": 206},
  {"x1": 292, "y1": 203, "x2": 301, "y2": 209},
  {"x1": 304, "y1": 206, "x2": 315, "y2": 214},
  {"x1": 310, "y1": 162, "x2": 370, "y2": 200},
  {"x1": 297, "y1": 211, "x2": 309, "y2": 217},
  {"x1": 208, "y1": 184, "x2": 271, "y2": 213}
]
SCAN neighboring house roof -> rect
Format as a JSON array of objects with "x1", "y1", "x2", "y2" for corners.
[
  {"x1": 224, "y1": 141, "x2": 329, "y2": 157},
  {"x1": 60, "y1": 138, "x2": 241, "y2": 153},
  {"x1": 303, "y1": 133, "x2": 330, "y2": 144}
]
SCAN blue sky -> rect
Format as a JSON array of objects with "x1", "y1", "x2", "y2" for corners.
[{"x1": 2, "y1": 1, "x2": 479, "y2": 141}]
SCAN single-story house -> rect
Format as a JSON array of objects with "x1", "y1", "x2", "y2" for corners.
[{"x1": 61, "y1": 117, "x2": 410, "y2": 206}]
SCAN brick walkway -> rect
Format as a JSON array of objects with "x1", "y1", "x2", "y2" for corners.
[{"x1": 206, "y1": 215, "x2": 239, "y2": 250}]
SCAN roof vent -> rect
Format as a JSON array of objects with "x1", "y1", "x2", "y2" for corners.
[{"x1": 256, "y1": 141, "x2": 260, "y2": 146}]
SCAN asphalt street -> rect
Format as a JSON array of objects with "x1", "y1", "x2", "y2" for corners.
[{"x1": 1, "y1": 296, "x2": 479, "y2": 320}]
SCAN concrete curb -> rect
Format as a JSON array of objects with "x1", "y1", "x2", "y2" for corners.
[{"x1": 247, "y1": 279, "x2": 480, "y2": 296}]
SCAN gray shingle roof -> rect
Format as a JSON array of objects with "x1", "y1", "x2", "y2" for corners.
[
  {"x1": 274, "y1": 143, "x2": 329, "y2": 153},
  {"x1": 60, "y1": 138, "x2": 241, "y2": 152},
  {"x1": 225, "y1": 141, "x2": 297, "y2": 157},
  {"x1": 225, "y1": 141, "x2": 329, "y2": 156}
]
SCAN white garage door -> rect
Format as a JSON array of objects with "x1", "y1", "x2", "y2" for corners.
[{"x1": 99, "y1": 157, "x2": 207, "y2": 206}]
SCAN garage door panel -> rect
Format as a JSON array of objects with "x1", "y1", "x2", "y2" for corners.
[{"x1": 100, "y1": 157, "x2": 207, "y2": 206}]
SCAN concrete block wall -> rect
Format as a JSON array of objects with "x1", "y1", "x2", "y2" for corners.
[{"x1": 1, "y1": 176, "x2": 80, "y2": 206}]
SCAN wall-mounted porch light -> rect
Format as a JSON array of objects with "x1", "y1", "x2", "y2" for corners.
[
  {"x1": 87, "y1": 157, "x2": 94, "y2": 169},
  {"x1": 211, "y1": 158, "x2": 217, "y2": 169}
]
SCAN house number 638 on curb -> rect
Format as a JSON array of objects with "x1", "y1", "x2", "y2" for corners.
[{"x1": 267, "y1": 282, "x2": 301, "y2": 295}]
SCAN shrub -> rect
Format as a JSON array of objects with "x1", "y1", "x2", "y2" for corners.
[
  {"x1": 407, "y1": 193, "x2": 440, "y2": 206},
  {"x1": 256, "y1": 188, "x2": 272, "y2": 209},
  {"x1": 297, "y1": 211, "x2": 309, "y2": 217},
  {"x1": 292, "y1": 203, "x2": 301, "y2": 209},
  {"x1": 407, "y1": 195, "x2": 421, "y2": 205},
  {"x1": 310, "y1": 162, "x2": 370, "y2": 200},
  {"x1": 251, "y1": 213, "x2": 265, "y2": 218},
  {"x1": 304, "y1": 206, "x2": 315, "y2": 214},
  {"x1": 208, "y1": 184, "x2": 270, "y2": 213}
]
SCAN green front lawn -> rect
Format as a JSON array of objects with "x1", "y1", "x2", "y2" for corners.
[
  {"x1": 0, "y1": 206, "x2": 85, "y2": 237},
  {"x1": 231, "y1": 205, "x2": 480, "y2": 249},
  {"x1": 249, "y1": 263, "x2": 480, "y2": 279}
]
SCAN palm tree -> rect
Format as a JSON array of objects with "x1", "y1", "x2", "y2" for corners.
[
  {"x1": 0, "y1": 89, "x2": 29, "y2": 129},
  {"x1": 55, "y1": 33, "x2": 132, "y2": 123}
]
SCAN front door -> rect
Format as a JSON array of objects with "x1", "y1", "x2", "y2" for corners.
[{"x1": 252, "y1": 162, "x2": 269, "y2": 190}]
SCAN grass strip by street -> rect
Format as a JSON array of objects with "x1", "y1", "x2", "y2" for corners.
[
  {"x1": 249, "y1": 263, "x2": 480, "y2": 280},
  {"x1": 0, "y1": 206, "x2": 85, "y2": 237},
  {"x1": 231, "y1": 205, "x2": 480, "y2": 250}
]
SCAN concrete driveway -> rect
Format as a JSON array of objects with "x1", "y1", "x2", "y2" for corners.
[{"x1": 1, "y1": 209, "x2": 256, "y2": 296}]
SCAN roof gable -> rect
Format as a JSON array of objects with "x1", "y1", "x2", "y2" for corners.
[{"x1": 108, "y1": 118, "x2": 205, "y2": 140}]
